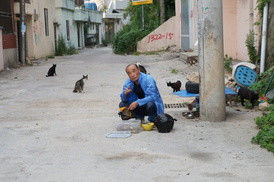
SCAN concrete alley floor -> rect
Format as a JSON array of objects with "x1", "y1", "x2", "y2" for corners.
[{"x1": 0, "y1": 47, "x2": 273, "y2": 182}]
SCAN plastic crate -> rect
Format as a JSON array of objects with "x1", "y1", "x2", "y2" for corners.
[
  {"x1": 234, "y1": 65, "x2": 257, "y2": 87},
  {"x1": 116, "y1": 119, "x2": 142, "y2": 134}
]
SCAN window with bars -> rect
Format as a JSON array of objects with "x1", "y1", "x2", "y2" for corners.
[
  {"x1": 44, "y1": 8, "x2": 49, "y2": 36},
  {"x1": 75, "y1": 0, "x2": 84, "y2": 7},
  {"x1": 0, "y1": 0, "x2": 13, "y2": 34},
  {"x1": 14, "y1": 0, "x2": 30, "y2": 3},
  {"x1": 66, "y1": 20, "x2": 70, "y2": 40}
]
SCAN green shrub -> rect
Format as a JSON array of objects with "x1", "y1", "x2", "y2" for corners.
[
  {"x1": 252, "y1": 107, "x2": 274, "y2": 154},
  {"x1": 251, "y1": 66, "x2": 274, "y2": 154},
  {"x1": 224, "y1": 54, "x2": 232, "y2": 73},
  {"x1": 47, "y1": 55, "x2": 55, "y2": 59},
  {"x1": 254, "y1": 109, "x2": 274, "y2": 129},
  {"x1": 112, "y1": 26, "x2": 150, "y2": 54},
  {"x1": 102, "y1": 39, "x2": 110, "y2": 47},
  {"x1": 55, "y1": 35, "x2": 77, "y2": 56},
  {"x1": 171, "y1": 69, "x2": 178, "y2": 74},
  {"x1": 249, "y1": 66, "x2": 274, "y2": 96},
  {"x1": 256, "y1": 0, "x2": 272, "y2": 15},
  {"x1": 67, "y1": 42, "x2": 77, "y2": 55},
  {"x1": 113, "y1": 0, "x2": 175, "y2": 55},
  {"x1": 133, "y1": 52, "x2": 141, "y2": 56},
  {"x1": 252, "y1": 126, "x2": 274, "y2": 153},
  {"x1": 55, "y1": 35, "x2": 67, "y2": 56},
  {"x1": 144, "y1": 52, "x2": 159, "y2": 55},
  {"x1": 245, "y1": 30, "x2": 259, "y2": 64}
]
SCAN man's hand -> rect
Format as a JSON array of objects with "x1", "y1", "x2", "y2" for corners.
[
  {"x1": 128, "y1": 101, "x2": 138, "y2": 111},
  {"x1": 124, "y1": 86, "x2": 132, "y2": 96}
]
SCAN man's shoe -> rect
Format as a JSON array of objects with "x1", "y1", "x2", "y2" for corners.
[{"x1": 141, "y1": 119, "x2": 150, "y2": 124}]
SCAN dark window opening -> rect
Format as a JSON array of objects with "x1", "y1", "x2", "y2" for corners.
[
  {"x1": 14, "y1": 0, "x2": 30, "y2": 3},
  {"x1": 44, "y1": 8, "x2": 49, "y2": 36},
  {"x1": 75, "y1": 0, "x2": 84, "y2": 7},
  {"x1": 0, "y1": 0, "x2": 14, "y2": 34},
  {"x1": 66, "y1": 20, "x2": 70, "y2": 40}
]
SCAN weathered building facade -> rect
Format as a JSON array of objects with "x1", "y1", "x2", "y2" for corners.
[
  {"x1": 137, "y1": 0, "x2": 262, "y2": 62},
  {"x1": 0, "y1": 0, "x2": 17, "y2": 69},
  {"x1": 93, "y1": 0, "x2": 130, "y2": 42},
  {"x1": 0, "y1": 0, "x2": 103, "y2": 71},
  {"x1": 14, "y1": 0, "x2": 56, "y2": 60}
]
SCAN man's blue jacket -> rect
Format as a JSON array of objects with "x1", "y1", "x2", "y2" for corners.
[{"x1": 120, "y1": 72, "x2": 164, "y2": 114}]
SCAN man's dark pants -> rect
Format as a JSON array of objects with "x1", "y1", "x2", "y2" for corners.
[{"x1": 119, "y1": 101, "x2": 157, "y2": 121}]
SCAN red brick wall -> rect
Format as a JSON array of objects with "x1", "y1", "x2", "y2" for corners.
[{"x1": 3, "y1": 34, "x2": 16, "y2": 49}]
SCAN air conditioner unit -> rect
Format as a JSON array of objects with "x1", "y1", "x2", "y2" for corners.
[
  {"x1": 34, "y1": 9, "x2": 38, "y2": 21},
  {"x1": 34, "y1": 14, "x2": 39, "y2": 21}
]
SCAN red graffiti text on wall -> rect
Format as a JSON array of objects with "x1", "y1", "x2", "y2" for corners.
[{"x1": 148, "y1": 33, "x2": 174, "y2": 43}]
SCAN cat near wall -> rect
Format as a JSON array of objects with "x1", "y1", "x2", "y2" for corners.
[
  {"x1": 238, "y1": 86, "x2": 259, "y2": 108},
  {"x1": 73, "y1": 75, "x2": 88, "y2": 93},
  {"x1": 46, "y1": 64, "x2": 57, "y2": 77},
  {"x1": 225, "y1": 79, "x2": 238, "y2": 107},
  {"x1": 167, "y1": 80, "x2": 181, "y2": 92},
  {"x1": 226, "y1": 94, "x2": 238, "y2": 107},
  {"x1": 186, "y1": 57, "x2": 198, "y2": 66}
]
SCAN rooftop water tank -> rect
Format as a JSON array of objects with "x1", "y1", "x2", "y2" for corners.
[{"x1": 84, "y1": 1, "x2": 97, "y2": 11}]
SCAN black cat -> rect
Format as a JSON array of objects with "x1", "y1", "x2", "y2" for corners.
[
  {"x1": 46, "y1": 64, "x2": 57, "y2": 77},
  {"x1": 167, "y1": 80, "x2": 181, "y2": 92},
  {"x1": 238, "y1": 87, "x2": 259, "y2": 107}
]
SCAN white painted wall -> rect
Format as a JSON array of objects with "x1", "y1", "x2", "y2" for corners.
[
  {"x1": 175, "y1": 0, "x2": 260, "y2": 61},
  {"x1": 2, "y1": 49, "x2": 17, "y2": 68},
  {"x1": 137, "y1": 16, "x2": 181, "y2": 52}
]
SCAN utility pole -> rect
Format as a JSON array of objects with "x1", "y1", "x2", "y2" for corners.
[
  {"x1": 20, "y1": 0, "x2": 26, "y2": 65},
  {"x1": 142, "y1": 5, "x2": 144, "y2": 30},
  {"x1": 197, "y1": 0, "x2": 226, "y2": 121},
  {"x1": 160, "y1": 0, "x2": 165, "y2": 24}
]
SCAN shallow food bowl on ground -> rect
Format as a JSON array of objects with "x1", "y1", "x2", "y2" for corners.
[
  {"x1": 182, "y1": 112, "x2": 190, "y2": 117},
  {"x1": 141, "y1": 123, "x2": 154, "y2": 131},
  {"x1": 186, "y1": 113, "x2": 195, "y2": 119}
]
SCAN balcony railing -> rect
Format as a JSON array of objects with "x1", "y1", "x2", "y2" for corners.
[{"x1": 74, "y1": 8, "x2": 102, "y2": 23}]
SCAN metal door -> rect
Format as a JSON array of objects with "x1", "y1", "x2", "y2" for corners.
[{"x1": 181, "y1": 0, "x2": 190, "y2": 50}]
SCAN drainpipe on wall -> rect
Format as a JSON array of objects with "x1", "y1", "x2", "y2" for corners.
[
  {"x1": 20, "y1": 0, "x2": 26, "y2": 65},
  {"x1": 260, "y1": 2, "x2": 268, "y2": 74}
]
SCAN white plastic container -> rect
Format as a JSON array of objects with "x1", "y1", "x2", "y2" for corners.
[{"x1": 116, "y1": 119, "x2": 142, "y2": 134}]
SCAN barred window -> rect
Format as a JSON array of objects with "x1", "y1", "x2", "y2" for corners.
[
  {"x1": 75, "y1": 0, "x2": 84, "y2": 7},
  {"x1": 14, "y1": 0, "x2": 30, "y2": 3},
  {"x1": 44, "y1": 8, "x2": 49, "y2": 36},
  {"x1": 0, "y1": 0, "x2": 13, "y2": 34},
  {"x1": 66, "y1": 20, "x2": 70, "y2": 40}
]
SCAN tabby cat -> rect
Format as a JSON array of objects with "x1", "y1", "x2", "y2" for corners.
[
  {"x1": 136, "y1": 62, "x2": 147, "y2": 74},
  {"x1": 73, "y1": 75, "x2": 88, "y2": 93}
]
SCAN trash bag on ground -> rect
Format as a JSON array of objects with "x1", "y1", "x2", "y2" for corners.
[{"x1": 154, "y1": 113, "x2": 177, "y2": 133}]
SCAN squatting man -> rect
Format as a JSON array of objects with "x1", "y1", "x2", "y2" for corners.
[{"x1": 119, "y1": 63, "x2": 165, "y2": 123}]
